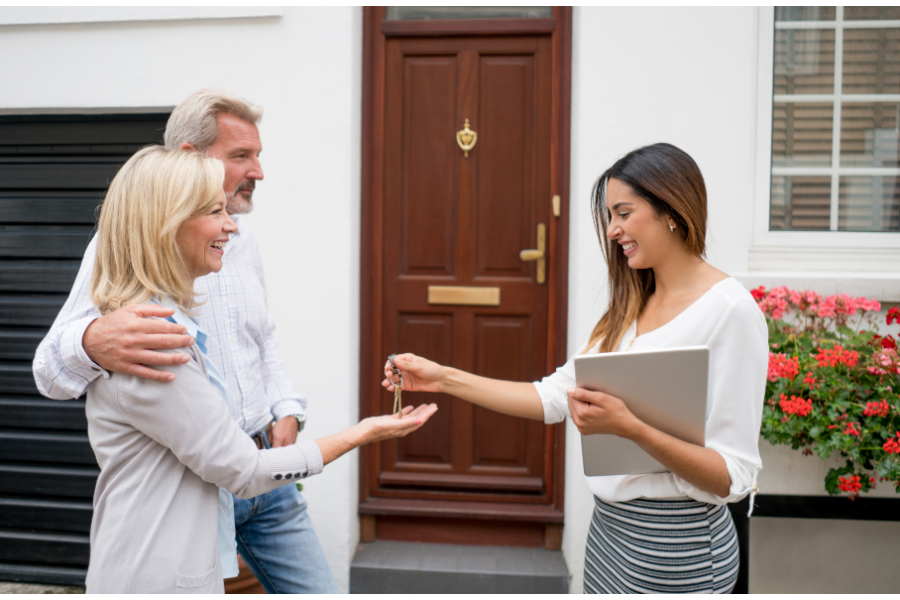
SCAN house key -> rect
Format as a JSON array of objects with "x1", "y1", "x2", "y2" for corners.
[{"x1": 388, "y1": 354, "x2": 403, "y2": 418}]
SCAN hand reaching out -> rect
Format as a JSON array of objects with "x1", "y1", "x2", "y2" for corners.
[
  {"x1": 361, "y1": 403, "x2": 439, "y2": 443},
  {"x1": 382, "y1": 353, "x2": 445, "y2": 393},
  {"x1": 315, "y1": 403, "x2": 439, "y2": 466},
  {"x1": 381, "y1": 352, "x2": 544, "y2": 421}
]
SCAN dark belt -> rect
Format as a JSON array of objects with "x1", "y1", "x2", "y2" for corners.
[{"x1": 252, "y1": 421, "x2": 275, "y2": 450}]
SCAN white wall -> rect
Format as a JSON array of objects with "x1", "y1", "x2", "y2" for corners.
[
  {"x1": 567, "y1": 6, "x2": 761, "y2": 592},
  {"x1": 750, "y1": 518, "x2": 900, "y2": 593},
  {"x1": 0, "y1": 7, "x2": 362, "y2": 591}
]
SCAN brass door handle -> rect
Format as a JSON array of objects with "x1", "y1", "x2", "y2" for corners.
[{"x1": 519, "y1": 223, "x2": 546, "y2": 285}]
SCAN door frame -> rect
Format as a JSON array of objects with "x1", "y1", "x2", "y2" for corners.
[{"x1": 358, "y1": 6, "x2": 572, "y2": 546}]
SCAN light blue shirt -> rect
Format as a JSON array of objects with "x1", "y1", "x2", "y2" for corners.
[{"x1": 153, "y1": 299, "x2": 240, "y2": 579}]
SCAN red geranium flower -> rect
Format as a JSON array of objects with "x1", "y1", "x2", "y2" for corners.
[
  {"x1": 803, "y1": 371, "x2": 818, "y2": 390},
  {"x1": 842, "y1": 422, "x2": 861, "y2": 437},
  {"x1": 838, "y1": 475, "x2": 862, "y2": 493},
  {"x1": 779, "y1": 394, "x2": 813, "y2": 417},
  {"x1": 887, "y1": 307, "x2": 900, "y2": 326},
  {"x1": 768, "y1": 352, "x2": 800, "y2": 381},
  {"x1": 815, "y1": 345, "x2": 859, "y2": 368},
  {"x1": 863, "y1": 400, "x2": 890, "y2": 418}
]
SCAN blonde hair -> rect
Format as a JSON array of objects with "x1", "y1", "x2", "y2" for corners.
[
  {"x1": 587, "y1": 143, "x2": 708, "y2": 352},
  {"x1": 91, "y1": 146, "x2": 225, "y2": 314},
  {"x1": 164, "y1": 87, "x2": 264, "y2": 152}
]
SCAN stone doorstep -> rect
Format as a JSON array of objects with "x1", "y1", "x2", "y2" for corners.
[{"x1": 350, "y1": 541, "x2": 570, "y2": 594}]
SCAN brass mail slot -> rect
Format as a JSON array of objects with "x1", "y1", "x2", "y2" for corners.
[{"x1": 427, "y1": 286, "x2": 500, "y2": 306}]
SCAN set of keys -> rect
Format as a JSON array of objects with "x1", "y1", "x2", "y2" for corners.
[{"x1": 387, "y1": 354, "x2": 403, "y2": 418}]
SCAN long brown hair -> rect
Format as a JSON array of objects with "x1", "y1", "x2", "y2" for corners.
[{"x1": 586, "y1": 143, "x2": 708, "y2": 352}]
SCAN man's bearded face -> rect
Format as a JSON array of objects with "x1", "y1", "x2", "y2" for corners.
[{"x1": 227, "y1": 180, "x2": 256, "y2": 215}]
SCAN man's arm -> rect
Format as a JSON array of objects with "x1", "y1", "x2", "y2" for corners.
[
  {"x1": 33, "y1": 236, "x2": 195, "y2": 399},
  {"x1": 34, "y1": 236, "x2": 106, "y2": 399}
]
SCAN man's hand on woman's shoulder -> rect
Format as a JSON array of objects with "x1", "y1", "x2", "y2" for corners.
[{"x1": 82, "y1": 304, "x2": 195, "y2": 382}]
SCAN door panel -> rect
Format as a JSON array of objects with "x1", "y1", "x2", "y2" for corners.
[
  {"x1": 380, "y1": 35, "x2": 552, "y2": 502},
  {"x1": 400, "y1": 56, "x2": 458, "y2": 276},
  {"x1": 476, "y1": 55, "x2": 534, "y2": 278},
  {"x1": 391, "y1": 313, "x2": 455, "y2": 466},
  {"x1": 471, "y1": 315, "x2": 536, "y2": 472}
]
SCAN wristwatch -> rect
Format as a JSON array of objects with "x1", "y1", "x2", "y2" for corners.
[{"x1": 288, "y1": 413, "x2": 306, "y2": 433}]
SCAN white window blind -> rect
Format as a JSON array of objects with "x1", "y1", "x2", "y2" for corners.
[{"x1": 771, "y1": 6, "x2": 900, "y2": 233}]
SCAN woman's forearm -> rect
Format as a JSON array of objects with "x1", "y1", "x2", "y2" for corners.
[
  {"x1": 627, "y1": 421, "x2": 731, "y2": 498},
  {"x1": 314, "y1": 404, "x2": 440, "y2": 466},
  {"x1": 441, "y1": 367, "x2": 545, "y2": 421},
  {"x1": 314, "y1": 423, "x2": 369, "y2": 466}
]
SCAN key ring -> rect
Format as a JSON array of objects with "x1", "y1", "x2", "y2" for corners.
[{"x1": 388, "y1": 354, "x2": 404, "y2": 389}]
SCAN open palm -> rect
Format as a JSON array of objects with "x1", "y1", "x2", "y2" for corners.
[{"x1": 363, "y1": 403, "x2": 439, "y2": 443}]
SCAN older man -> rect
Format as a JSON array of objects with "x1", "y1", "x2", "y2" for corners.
[{"x1": 33, "y1": 88, "x2": 339, "y2": 594}]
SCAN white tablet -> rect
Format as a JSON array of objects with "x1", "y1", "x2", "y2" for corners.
[{"x1": 573, "y1": 346, "x2": 709, "y2": 477}]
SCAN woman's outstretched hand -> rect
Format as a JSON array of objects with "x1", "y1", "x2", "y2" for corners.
[
  {"x1": 567, "y1": 388, "x2": 642, "y2": 438},
  {"x1": 361, "y1": 403, "x2": 439, "y2": 444},
  {"x1": 382, "y1": 353, "x2": 444, "y2": 393},
  {"x1": 316, "y1": 403, "x2": 439, "y2": 466}
]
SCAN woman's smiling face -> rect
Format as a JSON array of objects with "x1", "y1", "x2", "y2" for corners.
[
  {"x1": 604, "y1": 177, "x2": 679, "y2": 270},
  {"x1": 175, "y1": 189, "x2": 238, "y2": 280}
]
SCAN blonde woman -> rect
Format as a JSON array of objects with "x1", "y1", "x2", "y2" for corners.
[
  {"x1": 383, "y1": 144, "x2": 767, "y2": 594},
  {"x1": 85, "y1": 146, "x2": 437, "y2": 593}
]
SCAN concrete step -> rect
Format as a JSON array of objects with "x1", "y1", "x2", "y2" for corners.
[{"x1": 350, "y1": 541, "x2": 569, "y2": 594}]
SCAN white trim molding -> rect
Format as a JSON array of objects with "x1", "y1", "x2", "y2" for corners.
[
  {"x1": 0, "y1": 7, "x2": 284, "y2": 27},
  {"x1": 750, "y1": 6, "x2": 900, "y2": 288},
  {"x1": 735, "y1": 270, "x2": 900, "y2": 302}
]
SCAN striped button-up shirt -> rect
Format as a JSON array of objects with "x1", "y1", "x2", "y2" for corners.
[{"x1": 32, "y1": 216, "x2": 305, "y2": 435}]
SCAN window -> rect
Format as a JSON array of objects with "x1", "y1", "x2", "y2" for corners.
[
  {"x1": 770, "y1": 6, "x2": 900, "y2": 233},
  {"x1": 749, "y1": 7, "x2": 900, "y2": 281}
]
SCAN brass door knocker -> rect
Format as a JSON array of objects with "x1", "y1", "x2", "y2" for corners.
[{"x1": 456, "y1": 118, "x2": 478, "y2": 158}]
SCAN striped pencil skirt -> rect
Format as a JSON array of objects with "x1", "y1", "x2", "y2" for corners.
[{"x1": 584, "y1": 497, "x2": 739, "y2": 594}]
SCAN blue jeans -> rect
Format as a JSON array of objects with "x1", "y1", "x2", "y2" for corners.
[{"x1": 233, "y1": 483, "x2": 339, "y2": 594}]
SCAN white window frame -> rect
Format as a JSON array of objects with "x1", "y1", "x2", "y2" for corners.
[{"x1": 750, "y1": 7, "x2": 900, "y2": 277}]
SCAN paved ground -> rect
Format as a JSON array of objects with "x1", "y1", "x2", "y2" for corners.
[{"x1": 0, "y1": 583, "x2": 84, "y2": 594}]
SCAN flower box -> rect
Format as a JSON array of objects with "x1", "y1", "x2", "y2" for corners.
[{"x1": 753, "y1": 287, "x2": 900, "y2": 499}]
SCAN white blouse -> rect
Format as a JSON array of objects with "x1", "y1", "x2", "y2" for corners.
[{"x1": 533, "y1": 278, "x2": 768, "y2": 506}]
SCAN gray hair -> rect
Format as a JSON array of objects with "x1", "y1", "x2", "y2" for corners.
[{"x1": 164, "y1": 87, "x2": 264, "y2": 152}]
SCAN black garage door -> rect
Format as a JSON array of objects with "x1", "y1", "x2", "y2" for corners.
[{"x1": 0, "y1": 114, "x2": 168, "y2": 585}]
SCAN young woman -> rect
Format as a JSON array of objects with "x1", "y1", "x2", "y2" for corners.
[
  {"x1": 85, "y1": 146, "x2": 437, "y2": 593},
  {"x1": 382, "y1": 143, "x2": 767, "y2": 594}
]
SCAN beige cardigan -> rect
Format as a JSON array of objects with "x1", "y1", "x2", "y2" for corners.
[{"x1": 84, "y1": 344, "x2": 322, "y2": 594}]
